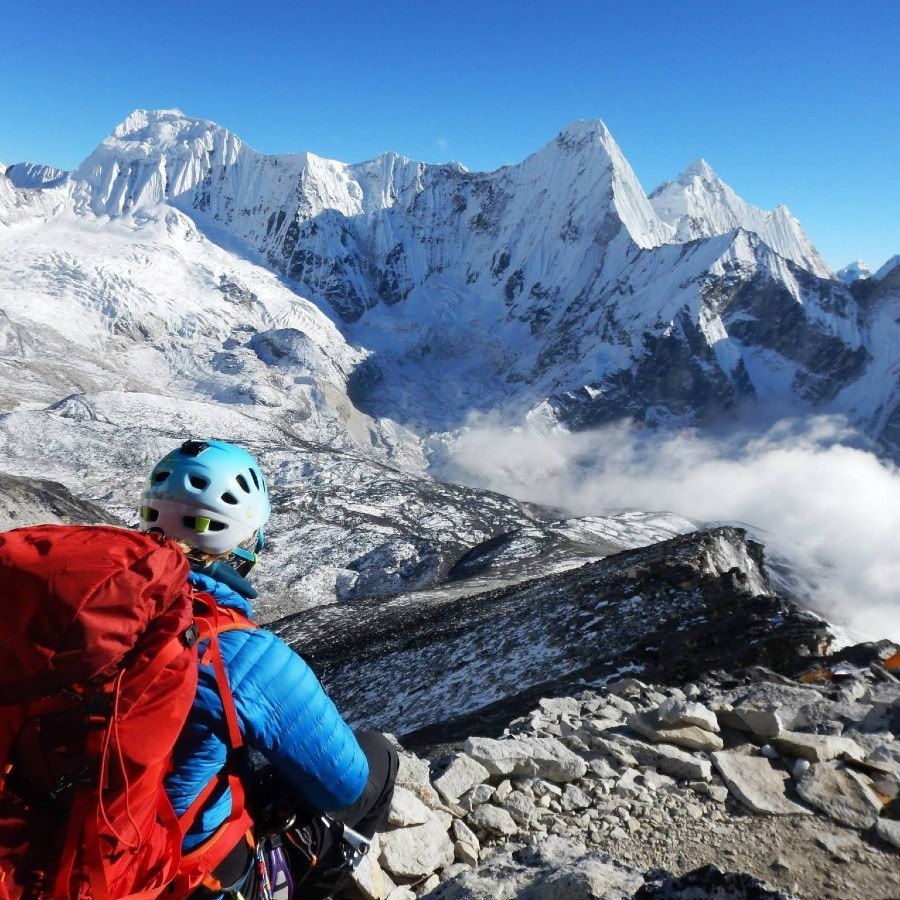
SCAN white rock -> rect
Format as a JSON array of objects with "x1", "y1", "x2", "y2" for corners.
[
  {"x1": 734, "y1": 707, "x2": 784, "y2": 739},
  {"x1": 604, "y1": 694, "x2": 637, "y2": 715},
  {"x1": 388, "y1": 786, "x2": 433, "y2": 828},
  {"x1": 602, "y1": 733, "x2": 713, "y2": 781},
  {"x1": 395, "y1": 753, "x2": 443, "y2": 809},
  {"x1": 588, "y1": 757, "x2": 618, "y2": 780},
  {"x1": 419, "y1": 874, "x2": 440, "y2": 894},
  {"x1": 501, "y1": 789, "x2": 541, "y2": 825},
  {"x1": 454, "y1": 839, "x2": 479, "y2": 866},
  {"x1": 658, "y1": 697, "x2": 720, "y2": 733},
  {"x1": 494, "y1": 779, "x2": 513, "y2": 802},
  {"x1": 469, "y1": 803, "x2": 518, "y2": 836},
  {"x1": 451, "y1": 817, "x2": 480, "y2": 849},
  {"x1": 351, "y1": 834, "x2": 397, "y2": 900},
  {"x1": 385, "y1": 889, "x2": 416, "y2": 900},
  {"x1": 627, "y1": 710, "x2": 723, "y2": 752},
  {"x1": 773, "y1": 731, "x2": 865, "y2": 763},
  {"x1": 396, "y1": 752, "x2": 431, "y2": 790},
  {"x1": 463, "y1": 735, "x2": 587, "y2": 782},
  {"x1": 433, "y1": 753, "x2": 491, "y2": 803},
  {"x1": 458, "y1": 783, "x2": 494, "y2": 812},
  {"x1": 796, "y1": 762, "x2": 882, "y2": 829},
  {"x1": 711, "y1": 751, "x2": 811, "y2": 816},
  {"x1": 874, "y1": 817, "x2": 900, "y2": 850},
  {"x1": 378, "y1": 818, "x2": 455, "y2": 878},
  {"x1": 539, "y1": 697, "x2": 583, "y2": 717},
  {"x1": 792, "y1": 758, "x2": 811, "y2": 781},
  {"x1": 561, "y1": 784, "x2": 591, "y2": 811}
]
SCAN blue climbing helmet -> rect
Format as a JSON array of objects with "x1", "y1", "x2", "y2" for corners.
[{"x1": 139, "y1": 439, "x2": 271, "y2": 556}]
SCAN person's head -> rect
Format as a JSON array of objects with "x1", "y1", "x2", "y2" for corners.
[{"x1": 139, "y1": 439, "x2": 271, "y2": 568}]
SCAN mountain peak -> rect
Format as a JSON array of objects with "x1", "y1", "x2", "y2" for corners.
[
  {"x1": 837, "y1": 259, "x2": 872, "y2": 285},
  {"x1": 681, "y1": 157, "x2": 718, "y2": 181},
  {"x1": 3, "y1": 162, "x2": 69, "y2": 189},
  {"x1": 651, "y1": 161, "x2": 831, "y2": 278},
  {"x1": 108, "y1": 108, "x2": 228, "y2": 148},
  {"x1": 556, "y1": 118, "x2": 613, "y2": 141},
  {"x1": 112, "y1": 108, "x2": 189, "y2": 138},
  {"x1": 874, "y1": 254, "x2": 900, "y2": 280}
]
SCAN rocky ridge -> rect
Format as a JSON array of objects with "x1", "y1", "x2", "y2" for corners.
[{"x1": 347, "y1": 654, "x2": 899, "y2": 899}]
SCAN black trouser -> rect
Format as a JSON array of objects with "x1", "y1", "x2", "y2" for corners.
[{"x1": 203, "y1": 731, "x2": 398, "y2": 899}]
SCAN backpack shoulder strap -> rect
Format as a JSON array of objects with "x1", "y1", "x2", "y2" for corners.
[
  {"x1": 174, "y1": 594, "x2": 257, "y2": 888},
  {"x1": 192, "y1": 593, "x2": 257, "y2": 750}
]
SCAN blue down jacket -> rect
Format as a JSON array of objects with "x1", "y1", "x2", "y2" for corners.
[{"x1": 164, "y1": 572, "x2": 369, "y2": 849}]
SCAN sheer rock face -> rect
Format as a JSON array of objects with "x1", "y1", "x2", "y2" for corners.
[{"x1": 1, "y1": 110, "x2": 895, "y2": 453}]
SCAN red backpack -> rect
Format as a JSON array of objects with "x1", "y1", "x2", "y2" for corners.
[{"x1": 0, "y1": 525, "x2": 253, "y2": 899}]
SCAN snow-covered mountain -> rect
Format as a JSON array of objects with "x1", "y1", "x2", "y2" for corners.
[
  {"x1": 0, "y1": 108, "x2": 897, "y2": 537},
  {"x1": 874, "y1": 254, "x2": 900, "y2": 281},
  {"x1": 5, "y1": 107, "x2": 890, "y2": 448},
  {"x1": 837, "y1": 259, "x2": 873, "y2": 284},
  {"x1": 648, "y1": 158, "x2": 832, "y2": 278}
]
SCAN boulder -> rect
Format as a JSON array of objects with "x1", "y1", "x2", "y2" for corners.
[
  {"x1": 539, "y1": 697, "x2": 582, "y2": 718},
  {"x1": 451, "y1": 817, "x2": 480, "y2": 850},
  {"x1": 351, "y1": 834, "x2": 397, "y2": 900},
  {"x1": 501, "y1": 789, "x2": 541, "y2": 825},
  {"x1": 773, "y1": 731, "x2": 865, "y2": 763},
  {"x1": 378, "y1": 816, "x2": 454, "y2": 878},
  {"x1": 627, "y1": 710, "x2": 723, "y2": 752},
  {"x1": 469, "y1": 803, "x2": 518, "y2": 836},
  {"x1": 604, "y1": 732, "x2": 713, "y2": 781},
  {"x1": 388, "y1": 785, "x2": 432, "y2": 827},
  {"x1": 561, "y1": 784, "x2": 591, "y2": 811},
  {"x1": 395, "y1": 752, "x2": 443, "y2": 809},
  {"x1": 458, "y1": 783, "x2": 495, "y2": 812},
  {"x1": 734, "y1": 707, "x2": 784, "y2": 740},
  {"x1": 433, "y1": 753, "x2": 491, "y2": 803},
  {"x1": 657, "y1": 698, "x2": 720, "y2": 733},
  {"x1": 874, "y1": 817, "x2": 900, "y2": 851},
  {"x1": 463, "y1": 736, "x2": 587, "y2": 782},
  {"x1": 711, "y1": 751, "x2": 811, "y2": 815},
  {"x1": 795, "y1": 762, "x2": 882, "y2": 828},
  {"x1": 454, "y1": 839, "x2": 479, "y2": 866}
]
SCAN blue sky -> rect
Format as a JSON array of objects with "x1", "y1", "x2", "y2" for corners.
[{"x1": 0, "y1": 0, "x2": 897, "y2": 268}]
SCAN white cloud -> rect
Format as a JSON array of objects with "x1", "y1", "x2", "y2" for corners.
[{"x1": 442, "y1": 415, "x2": 900, "y2": 641}]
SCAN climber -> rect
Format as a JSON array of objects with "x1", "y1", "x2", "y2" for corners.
[{"x1": 140, "y1": 439, "x2": 398, "y2": 898}]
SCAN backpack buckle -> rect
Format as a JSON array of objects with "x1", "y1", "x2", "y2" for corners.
[{"x1": 182, "y1": 623, "x2": 200, "y2": 648}]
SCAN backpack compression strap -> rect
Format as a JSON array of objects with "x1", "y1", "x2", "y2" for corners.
[{"x1": 52, "y1": 626, "x2": 199, "y2": 900}]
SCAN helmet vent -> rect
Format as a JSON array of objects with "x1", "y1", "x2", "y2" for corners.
[
  {"x1": 249, "y1": 468, "x2": 260, "y2": 489},
  {"x1": 153, "y1": 470, "x2": 170, "y2": 484},
  {"x1": 221, "y1": 491, "x2": 238, "y2": 505},
  {"x1": 182, "y1": 515, "x2": 228, "y2": 533},
  {"x1": 140, "y1": 505, "x2": 159, "y2": 522},
  {"x1": 180, "y1": 440, "x2": 209, "y2": 457},
  {"x1": 236, "y1": 473, "x2": 251, "y2": 493},
  {"x1": 188, "y1": 474, "x2": 210, "y2": 490}
]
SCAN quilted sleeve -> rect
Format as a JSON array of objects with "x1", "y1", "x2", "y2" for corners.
[{"x1": 217, "y1": 627, "x2": 369, "y2": 810}]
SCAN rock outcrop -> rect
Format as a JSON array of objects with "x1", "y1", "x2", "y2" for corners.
[{"x1": 345, "y1": 651, "x2": 898, "y2": 899}]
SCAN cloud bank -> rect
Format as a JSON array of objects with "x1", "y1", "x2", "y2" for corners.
[{"x1": 442, "y1": 416, "x2": 900, "y2": 641}]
